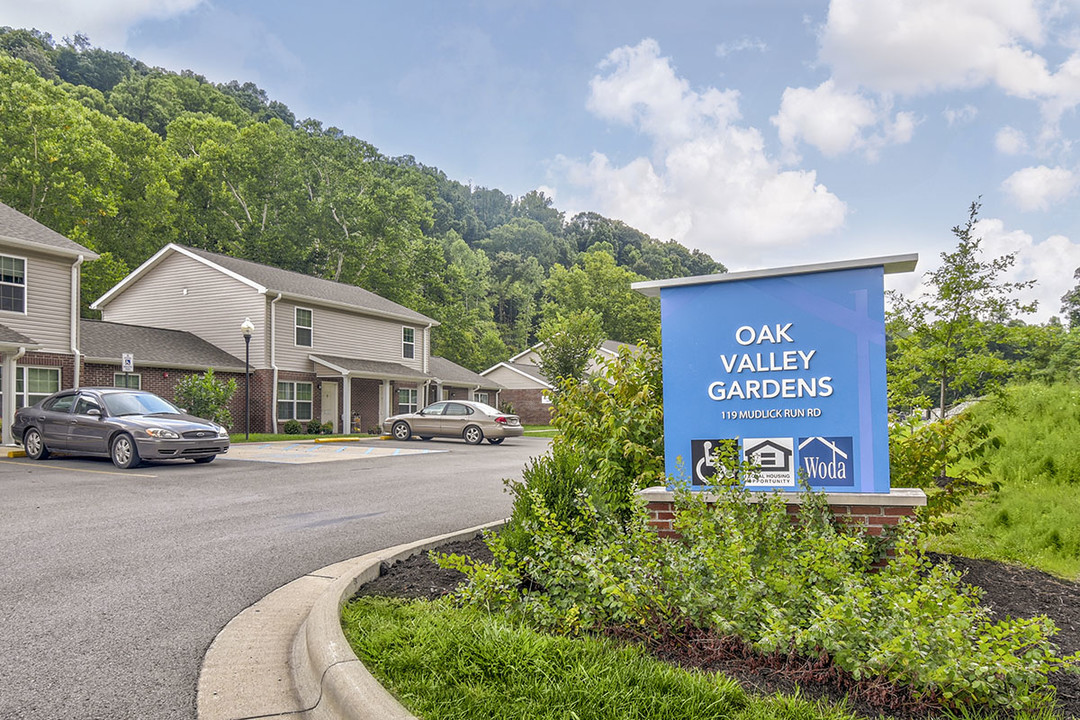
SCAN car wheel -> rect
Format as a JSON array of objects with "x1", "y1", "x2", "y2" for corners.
[
  {"x1": 392, "y1": 421, "x2": 412, "y2": 441},
  {"x1": 110, "y1": 433, "x2": 141, "y2": 469},
  {"x1": 23, "y1": 428, "x2": 50, "y2": 460},
  {"x1": 487, "y1": 437, "x2": 504, "y2": 445},
  {"x1": 463, "y1": 425, "x2": 484, "y2": 445},
  {"x1": 193, "y1": 456, "x2": 215, "y2": 464}
]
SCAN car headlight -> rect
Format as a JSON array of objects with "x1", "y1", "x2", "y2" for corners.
[
  {"x1": 145, "y1": 428, "x2": 180, "y2": 439},
  {"x1": 217, "y1": 426, "x2": 229, "y2": 438}
]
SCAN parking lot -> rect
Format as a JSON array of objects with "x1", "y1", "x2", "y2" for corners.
[{"x1": 0, "y1": 435, "x2": 548, "y2": 720}]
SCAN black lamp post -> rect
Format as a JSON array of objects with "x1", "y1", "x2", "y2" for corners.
[{"x1": 241, "y1": 318, "x2": 254, "y2": 440}]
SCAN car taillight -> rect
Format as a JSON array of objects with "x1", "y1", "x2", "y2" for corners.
[{"x1": 495, "y1": 416, "x2": 507, "y2": 424}]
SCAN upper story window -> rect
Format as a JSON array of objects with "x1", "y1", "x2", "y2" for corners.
[
  {"x1": 402, "y1": 327, "x2": 415, "y2": 359},
  {"x1": 295, "y1": 307, "x2": 313, "y2": 347},
  {"x1": 0, "y1": 255, "x2": 26, "y2": 313}
]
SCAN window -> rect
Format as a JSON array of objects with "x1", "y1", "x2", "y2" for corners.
[
  {"x1": 114, "y1": 373, "x2": 141, "y2": 389},
  {"x1": 402, "y1": 327, "x2": 415, "y2": 359},
  {"x1": 397, "y1": 387, "x2": 418, "y2": 414},
  {"x1": 445, "y1": 402, "x2": 472, "y2": 416},
  {"x1": 74, "y1": 395, "x2": 101, "y2": 415},
  {"x1": 278, "y1": 381, "x2": 313, "y2": 421},
  {"x1": 475, "y1": 392, "x2": 489, "y2": 405},
  {"x1": 295, "y1": 307, "x2": 313, "y2": 347},
  {"x1": 0, "y1": 255, "x2": 26, "y2": 313},
  {"x1": 44, "y1": 394, "x2": 76, "y2": 413},
  {"x1": 541, "y1": 390, "x2": 552, "y2": 405},
  {"x1": 0, "y1": 366, "x2": 60, "y2": 410}
]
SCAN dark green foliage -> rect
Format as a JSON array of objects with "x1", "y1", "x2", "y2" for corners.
[
  {"x1": 174, "y1": 368, "x2": 237, "y2": 427},
  {"x1": 0, "y1": 32, "x2": 723, "y2": 372},
  {"x1": 306, "y1": 419, "x2": 323, "y2": 435},
  {"x1": 282, "y1": 419, "x2": 303, "y2": 434}
]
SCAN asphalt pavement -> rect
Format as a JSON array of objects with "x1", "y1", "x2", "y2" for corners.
[{"x1": 0, "y1": 436, "x2": 547, "y2": 720}]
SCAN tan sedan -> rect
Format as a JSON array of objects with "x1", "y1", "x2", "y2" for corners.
[{"x1": 381, "y1": 400, "x2": 524, "y2": 445}]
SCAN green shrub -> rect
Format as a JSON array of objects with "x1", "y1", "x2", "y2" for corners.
[
  {"x1": 306, "y1": 418, "x2": 322, "y2": 435},
  {"x1": 321, "y1": 422, "x2": 334, "y2": 434},
  {"x1": 442, "y1": 480, "x2": 1078, "y2": 713},
  {"x1": 282, "y1": 419, "x2": 303, "y2": 434},
  {"x1": 174, "y1": 368, "x2": 237, "y2": 427}
]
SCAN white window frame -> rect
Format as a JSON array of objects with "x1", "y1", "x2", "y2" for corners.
[
  {"x1": 277, "y1": 381, "x2": 313, "y2": 421},
  {"x1": 397, "y1": 387, "x2": 418, "y2": 414},
  {"x1": 475, "y1": 391, "x2": 489, "y2": 405},
  {"x1": 113, "y1": 373, "x2": 142, "y2": 389},
  {"x1": 294, "y1": 307, "x2": 313, "y2": 347},
  {"x1": 0, "y1": 366, "x2": 60, "y2": 409},
  {"x1": 402, "y1": 326, "x2": 415, "y2": 359},
  {"x1": 541, "y1": 390, "x2": 552, "y2": 405},
  {"x1": 0, "y1": 253, "x2": 27, "y2": 315}
]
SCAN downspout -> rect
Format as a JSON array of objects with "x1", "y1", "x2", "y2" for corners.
[
  {"x1": 2, "y1": 346, "x2": 27, "y2": 446},
  {"x1": 422, "y1": 323, "x2": 432, "y2": 375},
  {"x1": 70, "y1": 255, "x2": 84, "y2": 388},
  {"x1": 271, "y1": 293, "x2": 282, "y2": 433}
]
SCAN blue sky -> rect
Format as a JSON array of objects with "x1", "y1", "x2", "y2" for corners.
[{"x1": 4, "y1": 0, "x2": 1080, "y2": 320}]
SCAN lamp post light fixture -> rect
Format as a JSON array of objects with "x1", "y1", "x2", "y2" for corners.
[{"x1": 240, "y1": 317, "x2": 255, "y2": 440}]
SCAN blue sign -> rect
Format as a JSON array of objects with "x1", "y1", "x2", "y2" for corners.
[{"x1": 657, "y1": 265, "x2": 892, "y2": 493}]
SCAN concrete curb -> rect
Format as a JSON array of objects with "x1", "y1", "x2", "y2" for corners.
[{"x1": 197, "y1": 520, "x2": 504, "y2": 720}]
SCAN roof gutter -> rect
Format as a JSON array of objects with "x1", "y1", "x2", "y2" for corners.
[{"x1": 71, "y1": 254, "x2": 84, "y2": 388}]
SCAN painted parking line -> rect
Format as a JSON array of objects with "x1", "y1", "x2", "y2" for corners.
[
  {"x1": 223, "y1": 442, "x2": 447, "y2": 465},
  {"x1": 0, "y1": 458, "x2": 158, "y2": 478}
]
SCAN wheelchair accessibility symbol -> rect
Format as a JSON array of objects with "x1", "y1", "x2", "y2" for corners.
[{"x1": 690, "y1": 438, "x2": 737, "y2": 485}]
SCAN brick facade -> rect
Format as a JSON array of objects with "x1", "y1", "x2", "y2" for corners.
[
  {"x1": 498, "y1": 388, "x2": 552, "y2": 425},
  {"x1": 349, "y1": 378, "x2": 381, "y2": 435}
]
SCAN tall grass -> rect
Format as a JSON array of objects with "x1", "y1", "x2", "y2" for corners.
[{"x1": 926, "y1": 381, "x2": 1080, "y2": 579}]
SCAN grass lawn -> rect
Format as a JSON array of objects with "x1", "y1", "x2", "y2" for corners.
[
  {"x1": 344, "y1": 597, "x2": 862, "y2": 720},
  {"x1": 523, "y1": 424, "x2": 559, "y2": 436},
  {"x1": 229, "y1": 432, "x2": 374, "y2": 443}
]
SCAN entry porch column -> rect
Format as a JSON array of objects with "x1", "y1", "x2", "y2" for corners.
[{"x1": 341, "y1": 372, "x2": 351, "y2": 435}]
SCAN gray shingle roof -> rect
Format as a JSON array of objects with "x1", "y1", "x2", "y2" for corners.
[
  {"x1": 310, "y1": 354, "x2": 431, "y2": 381},
  {"x1": 429, "y1": 356, "x2": 502, "y2": 389},
  {"x1": 600, "y1": 339, "x2": 639, "y2": 354},
  {"x1": 179, "y1": 245, "x2": 436, "y2": 325},
  {"x1": 0, "y1": 201, "x2": 98, "y2": 258},
  {"x1": 80, "y1": 320, "x2": 245, "y2": 371},
  {"x1": 0, "y1": 322, "x2": 37, "y2": 346},
  {"x1": 507, "y1": 362, "x2": 550, "y2": 385}
]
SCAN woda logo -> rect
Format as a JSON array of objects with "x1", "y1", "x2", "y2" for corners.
[{"x1": 797, "y1": 436, "x2": 854, "y2": 487}]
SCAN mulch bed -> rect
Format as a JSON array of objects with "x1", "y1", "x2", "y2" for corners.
[{"x1": 356, "y1": 539, "x2": 1080, "y2": 719}]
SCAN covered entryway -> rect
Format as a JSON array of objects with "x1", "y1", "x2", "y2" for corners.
[
  {"x1": 320, "y1": 381, "x2": 339, "y2": 433},
  {"x1": 310, "y1": 354, "x2": 432, "y2": 434}
]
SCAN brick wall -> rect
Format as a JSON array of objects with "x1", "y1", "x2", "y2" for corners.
[
  {"x1": 16, "y1": 351, "x2": 77, "y2": 390},
  {"x1": 641, "y1": 488, "x2": 925, "y2": 545},
  {"x1": 350, "y1": 378, "x2": 381, "y2": 434},
  {"x1": 498, "y1": 388, "x2": 552, "y2": 425}
]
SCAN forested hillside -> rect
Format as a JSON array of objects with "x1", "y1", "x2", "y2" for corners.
[{"x1": 0, "y1": 28, "x2": 723, "y2": 371}]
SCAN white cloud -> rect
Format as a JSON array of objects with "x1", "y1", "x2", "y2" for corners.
[
  {"x1": 716, "y1": 36, "x2": 768, "y2": 57},
  {"x1": 773, "y1": 80, "x2": 917, "y2": 160},
  {"x1": 974, "y1": 218, "x2": 1080, "y2": 322},
  {"x1": 1001, "y1": 165, "x2": 1077, "y2": 211},
  {"x1": 818, "y1": 0, "x2": 1080, "y2": 136},
  {"x1": 555, "y1": 39, "x2": 847, "y2": 267},
  {"x1": 0, "y1": 0, "x2": 205, "y2": 47},
  {"x1": 943, "y1": 104, "x2": 978, "y2": 126},
  {"x1": 995, "y1": 126, "x2": 1029, "y2": 155}
]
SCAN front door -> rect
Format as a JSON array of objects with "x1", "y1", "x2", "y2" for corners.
[{"x1": 320, "y1": 381, "x2": 338, "y2": 433}]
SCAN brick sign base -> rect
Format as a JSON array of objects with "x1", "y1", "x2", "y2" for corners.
[{"x1": 639, "y1": 487, "x2": 927, "y2": 540}]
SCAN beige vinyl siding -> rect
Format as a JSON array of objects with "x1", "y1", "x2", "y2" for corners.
[
  {"x1": 516, "y1": 349, "x2": 541, "y2": 365},
  {"x1": 274, "y1": 300, "x2": 426, "y2": 373},
  {"x1": 484, "y1": 365, "x2": 547, "y2": 390},
  {"x1": 100, "y1": 252, "x2": 268, "y2": 367},
  {"x1": 0, "y1": 246, "x2": 75, "y2": 353}
]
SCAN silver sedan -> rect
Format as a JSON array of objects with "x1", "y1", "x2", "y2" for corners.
[
  {"x1": 13, "y1": 388, "x2": 230, "y2": 469},
  {"x1": 381, "y1": 400, "x2": 524, "y2": 445}
]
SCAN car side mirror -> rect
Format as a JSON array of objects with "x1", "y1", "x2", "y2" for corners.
[{"x1": 87, "y1": 408, "x2": 101, "y2": 418}]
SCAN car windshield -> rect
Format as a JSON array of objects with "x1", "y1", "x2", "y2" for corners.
[
  {"x1": 102, "y1": 392, "x2": 182, "y2": 417},
  {"x1": 470, "y1": 402, "x2": 503, "y2": 416}
]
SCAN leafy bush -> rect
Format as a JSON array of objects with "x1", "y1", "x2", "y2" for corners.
[
  {"x1": 306, "y1": 418, "x2": 322, "y2": 434},
  {"x1": 442, "y1": 478, "x2": 1078, "y2": 713},
  {"x1": 550, "y1": 342, "x2": 664, "y2": 523},
  {"x1": 282, "y1": 419, "x2": 303, "y2": 434},
  {"x1": 174, "y1": 368, "x2": 236, "y2": 427},
  {"x1": 321, "y1": 422, "x2": 334, "y2": 434}
]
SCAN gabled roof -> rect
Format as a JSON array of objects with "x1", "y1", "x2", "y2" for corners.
[
  {"x1": 429, "y1": 356, "x2": 503, "y2": 390},
  {"x1": 0, "y1": 321, "x2": 39, "y2": 348},
  {"x1": 92, "y1": 243, "x2": 436, "y2": 326},
  {"x1": 0, "y1": 201, "x2": 98, "y2": 260},
  {"x1": 80, "y1": 320, "x2": 246, "y2": 372},
  {"x1": 480, "y1": 361, "x2": 553, "y2": 389}
]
